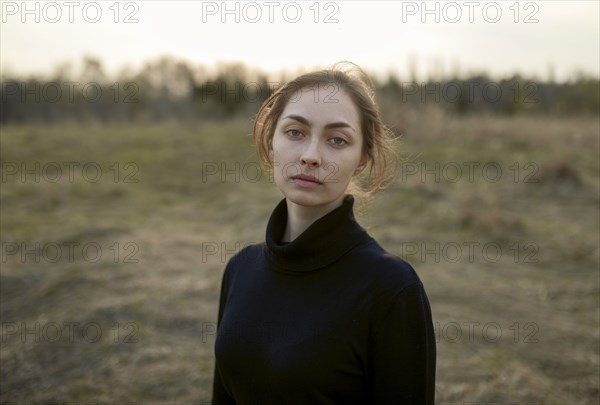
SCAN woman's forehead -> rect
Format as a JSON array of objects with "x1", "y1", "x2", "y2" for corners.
[{"x1": 280, "y1": 86, "x2": 360, "y2": 124}]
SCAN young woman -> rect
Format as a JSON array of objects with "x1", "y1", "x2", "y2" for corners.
[{"x1": 212, "y1": 62, "x2": 436, "y2": 404}]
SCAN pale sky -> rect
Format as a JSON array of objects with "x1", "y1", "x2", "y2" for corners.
[{"x1": 1, "y1": 0, "x2": 599, "y2": 82}]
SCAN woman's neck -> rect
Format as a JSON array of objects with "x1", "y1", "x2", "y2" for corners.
[{"x1": 282, "y1": 196, "x2": 345, "y2": 242}]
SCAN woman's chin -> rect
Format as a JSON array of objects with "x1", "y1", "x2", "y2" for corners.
[
  {"x1": 280, "y1": 187, "x2": 347, "y2": 210},
  {"x1": 279, "y1": 187, "x2": 327, "y2": 207}
]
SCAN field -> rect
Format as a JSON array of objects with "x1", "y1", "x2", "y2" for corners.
[{"x1": 1, "y1": 110, "x2": 599, "y2": 403}]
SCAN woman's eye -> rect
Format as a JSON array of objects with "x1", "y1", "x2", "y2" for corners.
[
  {"x1": 330, "y1": 137, "x2": 348, "y2": 146},
  {"x1": 285, "y1": 129, "x2": 303, "y2": 137}
]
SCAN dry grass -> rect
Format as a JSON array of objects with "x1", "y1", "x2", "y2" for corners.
[{"x1": 1, "y1": 112, "x2": 598, "y2": 403}]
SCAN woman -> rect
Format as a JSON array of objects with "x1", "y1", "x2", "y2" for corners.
[{"x1": 212, "y1": 62, "x2": 436, "y2": 404}]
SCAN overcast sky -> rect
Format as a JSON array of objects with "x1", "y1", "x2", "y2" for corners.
[{"x1": 1, "y1": 0, "x2": 598, "y2": 81}]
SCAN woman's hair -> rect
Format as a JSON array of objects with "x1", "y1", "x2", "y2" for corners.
[{"x1": 253, "y1": 61, "x2": 399, "y2": 205}]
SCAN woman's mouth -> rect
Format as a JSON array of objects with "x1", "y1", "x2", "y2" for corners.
[{"x1": 291, "y1": 174, "x2": 322, "y2": 188}]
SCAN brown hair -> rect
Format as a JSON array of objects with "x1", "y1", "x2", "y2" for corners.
[{"x1": 253, "y1": 61, "x2": 399, "y2": 206}]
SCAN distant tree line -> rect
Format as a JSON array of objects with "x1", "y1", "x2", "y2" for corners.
[{"x1": 1, "y1": 56, "x2": 598, "y2": 124}]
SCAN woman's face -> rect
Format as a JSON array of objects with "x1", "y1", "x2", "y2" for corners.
[{"x1": 271, "y1": 85, "x2": 369, "y2": 210}]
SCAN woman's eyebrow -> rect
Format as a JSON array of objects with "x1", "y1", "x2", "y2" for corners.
[
  {"x1": 281, "y1": 114, "x2": 311, "y2": 126},
  {"x1": 325, "y1": 121, "x2": 356, "y2": 133},
  {"x1": 281, "y1": 114, "x2": 356, "y2": 133}
]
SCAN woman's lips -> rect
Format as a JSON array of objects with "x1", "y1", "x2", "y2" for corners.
[{"x1": 291, "y1": 175, "x2": 322, "y2": 188}]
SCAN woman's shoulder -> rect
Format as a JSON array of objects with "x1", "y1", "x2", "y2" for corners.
[
  {"x1": 217, "y1": 242, "x2": 264, "y2": 284},
  {"x1": 223, "y1": 241, "x2": 265, "y2": 270},
  {"x1": 348, "y1": 234, "x2": 424, "y2": 295}
]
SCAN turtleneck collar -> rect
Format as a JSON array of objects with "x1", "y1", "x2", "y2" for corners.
[{"x1": 265, "y1": 194, "x2": 368, "y2": 272}]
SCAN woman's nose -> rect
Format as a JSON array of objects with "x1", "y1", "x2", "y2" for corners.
[{"x1": 300, "y1": 140, "x2": 321, "y2": 167}]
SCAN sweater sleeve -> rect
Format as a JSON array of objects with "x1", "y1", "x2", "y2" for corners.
[
  {"x1": 211, "y1": 261, "x2": 236, "y2": 405},
  {"x1": 367, "y1": 281, "x2": 436, "y2": 404}
]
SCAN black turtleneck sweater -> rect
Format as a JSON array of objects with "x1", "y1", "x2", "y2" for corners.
[{"x1": 212, "y1": 195, "x2": 436, "y2": 404}]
